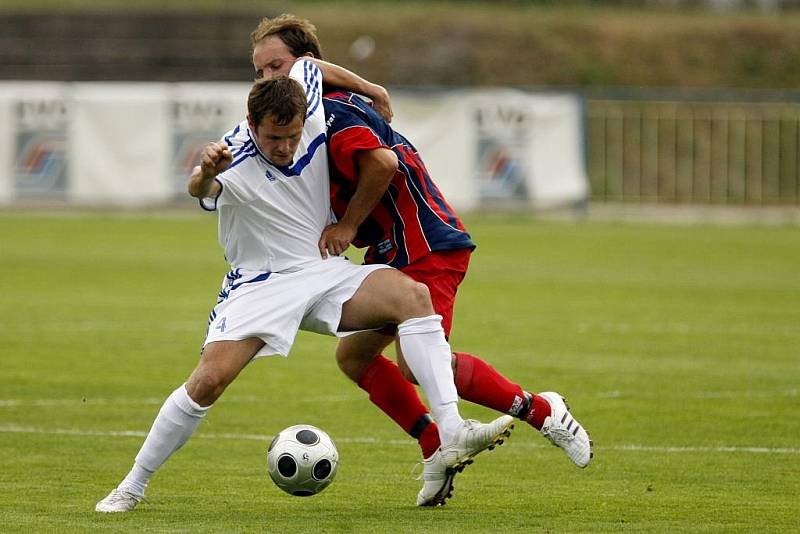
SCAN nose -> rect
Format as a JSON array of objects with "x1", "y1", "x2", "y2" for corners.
[{"x1": 277, "y1": 139, "x2": 292, "y2": 153}]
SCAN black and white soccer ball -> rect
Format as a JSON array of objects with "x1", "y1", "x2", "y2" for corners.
[{"x1": 267, "y1": 424, "x2": 339, "y2": 496}]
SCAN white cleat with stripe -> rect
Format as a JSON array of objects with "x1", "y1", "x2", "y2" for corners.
[{"x1": 538, "y1": 391, "x2": 593, "y2": 468}]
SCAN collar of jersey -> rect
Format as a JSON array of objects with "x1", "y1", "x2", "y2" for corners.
[{"x1": 246, "y1": 126, "x2": 299, "y2": 176}]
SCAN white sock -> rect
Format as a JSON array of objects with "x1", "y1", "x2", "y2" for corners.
[
  {"x1": 117, "y1": 383, "x2": 210, "y2": 496},
  {"x1": 397, "y1": 315, "x2": 464, "y2": 444},
  {"x1": 118, "y1": 463, "x2": 153, "y2": 498}
]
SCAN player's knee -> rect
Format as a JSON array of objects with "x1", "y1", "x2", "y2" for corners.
[
  {"x1": 187, "y1": 369, "x2": 229, "y2": 406},
  {"x1": 394, "y1": 279, "x2": 434, "y2": 320}
]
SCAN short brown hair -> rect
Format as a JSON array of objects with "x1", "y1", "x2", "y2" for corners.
[
  {"x1": 250, "y1": 14, "x2": 323, "y2": 59},
  {"x1": 248, "y1": 76, "x2": 308, "y2": 128}
]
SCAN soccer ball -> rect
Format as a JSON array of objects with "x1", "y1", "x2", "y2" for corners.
[{"x1": 267, "y1": 424, "x2": 339, "y2": 496}]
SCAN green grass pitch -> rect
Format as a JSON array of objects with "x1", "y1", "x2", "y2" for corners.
[{"x1": 1, "y1": 211, "x2": 798, "y2": 532}]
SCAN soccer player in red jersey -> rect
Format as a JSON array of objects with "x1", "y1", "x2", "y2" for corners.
[{"x1": 320, "y1": 90, "x2": 593, "y2": 459}]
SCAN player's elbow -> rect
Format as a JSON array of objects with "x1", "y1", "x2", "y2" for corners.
[
  {"x1": 187, "y1": 181, "x2": 203, "y2": 199},
  {"x1": 377, "y1": 150, "x2": 399, "y2": 182},
  {"x1": 359, "y1": 148, "x2": 398, "y2": 185}
]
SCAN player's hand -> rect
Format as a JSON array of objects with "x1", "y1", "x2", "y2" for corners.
[
  {"x1": 318, "y1": 223, "x2": 357, "y2": 259},
  {"x1": 200, "y1": 142, "x2": 233, "y2": 180},
  {"x1": 369, "y1": 84, "x2": 393, "y2": 123}
]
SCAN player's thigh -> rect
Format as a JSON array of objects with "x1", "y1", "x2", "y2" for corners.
[{"x1": 339, "y1": 268, "x2": 434, "y2": 330}]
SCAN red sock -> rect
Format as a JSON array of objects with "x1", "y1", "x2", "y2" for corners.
[
  {"x1": 453, "y1": 352, "x2": 529, "y2": 418},
  {"x1": 526, "y1": 394, "x2": 552, "y2": 430},
  {"x1": 417, "y1": 423, "x2": 440, "y2": 460},
  {"x1": 358, "y1": 355, "x2": 440, "y2": 458}
]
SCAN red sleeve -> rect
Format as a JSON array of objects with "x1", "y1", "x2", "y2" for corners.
[{"x1": 328, "y1": 126, "x2": 389, "y2": 180}]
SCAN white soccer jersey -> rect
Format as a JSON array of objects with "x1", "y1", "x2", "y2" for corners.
[{"x1": 201, "y1": 59, "x2": 331, "y2": 273}]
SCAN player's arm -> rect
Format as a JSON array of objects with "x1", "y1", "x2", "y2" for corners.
[
  {"x1": 307, "y1": 58, "x2": 392, "y2": 123},
  {"x1": 188, "y1": 141, "x2": 231, "y2": 199},
  {"x1": 319, "y1": 147, "x2": 398, "y2": 258}
]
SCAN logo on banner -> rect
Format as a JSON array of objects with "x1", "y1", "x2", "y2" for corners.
[
  {"x1": 171, "y1": 101, "x2": 227, "y2": 199},
  {"x1": 474, "y1": 103, "x2": 531, "y2": 201},
  {"x1": 15, "y1": 100, "x2": 69, "y2": 197}
]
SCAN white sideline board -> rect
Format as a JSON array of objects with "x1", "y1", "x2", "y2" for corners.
[{"x1": 0, "y1": 82, "x2": 588, "y2": 210}]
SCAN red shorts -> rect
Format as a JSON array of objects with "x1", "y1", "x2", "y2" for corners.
[{"x1": 401, "y1": 248, "x2": 471, "y2": 337}]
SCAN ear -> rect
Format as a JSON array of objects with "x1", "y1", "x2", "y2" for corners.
[
  {"x1": 247, "y1": 114, "x2": 256, "y2": 133},
  {"x1": 303, "y1": 52, "x2": 315, "y2": 58}
]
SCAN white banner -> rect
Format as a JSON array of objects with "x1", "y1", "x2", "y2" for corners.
[
  {"x1": 391, "y1": 89, "x2": 588, "y2": 210},
  {"x1": 0, "y1": 82, "x2": 587, "y2": 210},
  {"x1": 69, "y1": 83, "x2": 172, "y2": 205}
]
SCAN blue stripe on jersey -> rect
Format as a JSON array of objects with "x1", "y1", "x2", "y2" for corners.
[
  {"x1": 232, "y1": 139, "x2": 254, "y2": 158},
  {"x1": 223, "y1": 124, "x2": 241, "y2": 146},
  {"x1": 223, "y1": 126, "x2": 257, "y2": 170},
  {"x1": 275, "y1": 132, "x2": 326, "y2": 177},
  {"x1": 304, "y1": 61, "x2": 320, "y2": 96},
  {"x1": 228, "y1": 149, "x2": 257, "y2": 171},
  {"x1": 307, "y1": 92, "x2": 321, "y2": 118},
  {"x1": 304, "y1": 61, "x2": 321, "y2": 119}
]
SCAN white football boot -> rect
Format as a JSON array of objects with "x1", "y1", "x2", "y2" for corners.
[
  {"x1": 439, "y1": 415, "x2": 514, "y2": 472},
  {"x1": 537, "y1": 391, "x2": 593, "y2": 468},
  {"x1": 415, "y1": 449, "x2": 455, "y2": 507},
  {"x1": 417, "y1": 415, "x2": 514, "y2": 507},
  {"x1": 95, "y1": 489, "x2": 143, "y2": 513}
]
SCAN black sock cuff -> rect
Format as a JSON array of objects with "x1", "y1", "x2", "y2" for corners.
[{"x1": 409, "y1": 414, "x2": 433, "y2": 439}]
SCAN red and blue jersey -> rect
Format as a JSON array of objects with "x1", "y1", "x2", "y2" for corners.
[{"x1": 323, "y1": 90, "x2": 475, "y2": 269}]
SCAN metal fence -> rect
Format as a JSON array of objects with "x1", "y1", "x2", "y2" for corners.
[{"x1": 587, "y1": 99, "x2": 800, "y2": 205}]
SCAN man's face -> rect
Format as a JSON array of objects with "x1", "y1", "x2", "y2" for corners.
[
  {"x1": 252, "y1": 35, "x2": 298, "y2": 80},
  {"x1": 249, "y1": 113, "x2": 304, "y2": 167}
]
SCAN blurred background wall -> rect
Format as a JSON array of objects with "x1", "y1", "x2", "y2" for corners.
[{"x1": 1, "y1": 0, "x2": 799, "y2": 209}]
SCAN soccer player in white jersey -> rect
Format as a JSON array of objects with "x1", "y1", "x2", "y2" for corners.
[{"x1": 95, "y1": 57, "x2": 514, "y2": 513}]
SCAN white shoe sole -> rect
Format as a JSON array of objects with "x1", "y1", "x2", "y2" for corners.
[{"x1": 418, "y1": 470, "x2": 456, "y2": 507}]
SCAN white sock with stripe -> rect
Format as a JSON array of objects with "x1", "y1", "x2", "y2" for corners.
[{"x1": 397, "y1": 315, "x2": 464, "y2": 445}]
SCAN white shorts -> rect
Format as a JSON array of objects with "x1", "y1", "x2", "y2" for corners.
[{"x1": 203, "y1": 257, "x2": 390, "y2": 358}]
